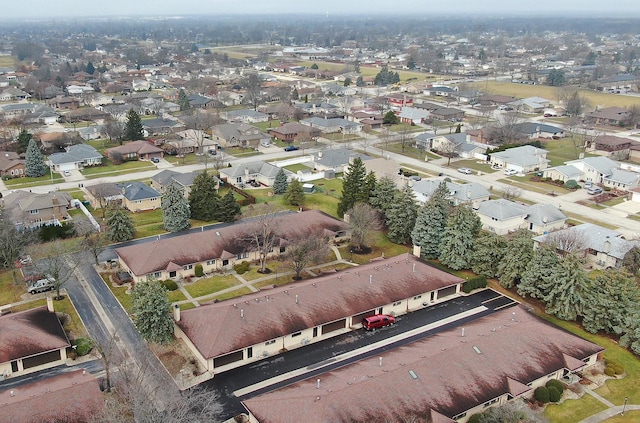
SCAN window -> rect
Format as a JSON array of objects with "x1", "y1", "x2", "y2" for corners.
[
  {"x1": 483, "y1": 398, "x2": 499, "y2": 408},
  {"x1": 453, "y1": 413, "x2": 467, "y2": 420},
  {"x1": 206, "y1": 259, "x2": 216, "y2": 265},
  {"x1": 29, "y1": 209, "x2": 39, "y2": 214},
  {"x1": 222, "y1": 259, "x2": 229, "y2": 266},
  {"x1": 184, "y1": 264, "x2": 193, "y2": 270},
  {"x1": 153, "y1": 272, "x2": 161, "y2": 278},
  {"x1": 237, "y1": 252, "x2": 248, "y2": 260},
  {"x1": 413, "y1": 295, "x2": 422, "y2": 300},
  {"x1": 280, "y1": 246, "x2": 286, "y2": 253},
  {"x1": 265, "y1": 339, "x2": 276, "y2": 346},
  {"x1": 393, "y1": 301, "x2": 402, "y2": 306},
  {"x1": 291, "y1": 332, "x2": 302, "y2": 337}
]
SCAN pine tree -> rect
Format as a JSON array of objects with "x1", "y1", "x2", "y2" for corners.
[
  {"x1": 17, "y1": 128, "x2": 32, "y2": 154},
  {"x1": 272, "y1": 168, "x2": 289, "y2": 194},
  {"x1": 337, "y1": 157, "x2": 368, "y2": 218},
  {"x1": 369, "y1": 176, "x2": 397, "y2": 219},
  {"x1": 471, "y1": 232, "x2": 507, "y2": 278},
  {"x1": 518, "y1": 244, "x2": 560, "y2": 299},
  {"x1": 386, "y1": 185, "x2": 418, "y2": 244},
  {"x1": 582, "y1": 270, "x2": 640, "y2": 335},
  {"x1": 105, "y1": 207, "x2": 135, "y2": 242},
  {"x1": 543, "y1": 253, "x2": 589, "y2": 320},
  {"x1": 218, "y1": 190, "x2": 241, "y2": 222},
  {"x1": 85, "y1": 61, "x2": 95, "y2": 75},
  {"x1": 496, "y1": 229, "x2": 534, "y2": 288},
  {"x1": 162, "y1": 182, "x2": 190, "y2": 232},
  {"x1": 123, "y1": 108, "x2": 144, "y2": 141},
  {"x1": 360, "y1": 171, "x2": 377, "y2": 204},
  {"x1": 438, "y1": 205, "x2": 481, "y2": 270},
  {"x1": 284, "y1": 178, "x2": 305, "y2": 206},
  {"x1": 131, "y1": 280, "x2": 174, "y2": 344},
  {"x1": 178, "y1": 89, "x2": 190, "y2": 111},
  {"x1": 25, "y1": 138, "x2": 47, "y2": 177},
  {"x1": 411, "y1": 181, "x2": 452, "y2": 259},
  {"x1": 188, "y1": 172, "x2": 220, "y2": 221}
]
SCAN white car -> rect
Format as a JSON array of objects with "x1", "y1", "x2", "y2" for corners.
[
  {"x1": 63, "y1": 170, "x2": 71, "y2": 177},
  {"x1": 504, "y1": 169, "x2": 518, "y2": 176},
  {"x1": 457, "y1": 168, "x2": 472, "y2": 174}
]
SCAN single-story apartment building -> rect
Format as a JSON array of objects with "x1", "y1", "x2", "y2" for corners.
[{"x1": 489, "y1": 145, "x2": 550, "y2": 173}]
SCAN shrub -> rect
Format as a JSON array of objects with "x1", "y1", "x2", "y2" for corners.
[
  {"x1": 467, "y1": 414, "x2": 483, "y2": 423},
  {"x1": 604, "y1": 367, "x2": 615, "y2": 376},
  {"x1": 194, "y1": 264, "x2": 204, "y2": 277},
  {"x1": 161, "y1": 279, "x2": 178, "y2": 291},
  {"x1": 564, "y1": 179, "x2": 579, "y2": 189},
  {"x1": 546, "y1": 379, "x2": 564, "y2": 394},
  {"x1": 548, "y1": 386, "x2": 562, "y2": 403},
  {"x1": 73, "y1": 337, "x2": 94, "y2": 356},
  {"x1": 234, "y1": 260, "x2": 250, "y2": 274},
  {"x1": 462, "y1": 276, "x2": 488, "y2": 293},
  {"x1": 534, "y1": 386, "x2": 550, "y2": 403},
  {"x1": 613, "y1": 364, "x2": 625, "y2": 375}
]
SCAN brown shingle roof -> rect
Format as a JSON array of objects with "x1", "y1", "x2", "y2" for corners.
[
  {"x1": 0, "y1": 369, "x2": 103, "y2": 422},
  {"x1": 177, "y1": 253, "x2": 462, "y2": 360},
  {"x1": 242, "y1": 306, "x2": 603, "y2": 422},
  {"x1": 0, "y1": 306, "x2": 70, "y2": 363},
  {"x1": 105, "y1": 139, "x2": 163, "y2": 156}
]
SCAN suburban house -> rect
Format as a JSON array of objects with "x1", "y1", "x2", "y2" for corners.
[
  {"x1": 166, "y1": 129, "x2": 216, "y2": 154},
  {"x1": 411, "y1": 179, "x2": 490, "y2": 209},
  {"x1": 0, "y1": 151, "x2": 25, "y2": 178},
  {"x1": 47, "y1": 143, "x2": 103, "y2": 172},
  {"x1": 489, "y1": 145, "x2": 550, "y2": 173},
  {"x1": 586, "y1": 135, "x2": 638, "y2": 160},
  {"x1": 115, "y1": 210, "x2": 348, "y2": 283},
  {"x1": 222, "y1": 108, "x2": 269, "y2": 123},
  {"x1": 508, "y1": 96, "x2": 552, "y2": 113},
  {"x1": 596, "y1": 74, "x2": 638, "y2": 93},
  {"x1": 533, "y1": 223, "x2": 640, "y2": 269},
  {"x1": 151, "y1": 169, "x2": 211, "y2": 198},
  {"x1": 1, "y1": 190, "x2": 74, "y2": 229},
  {"x1": 104, "y1": 140, "x2": 164, "y2": 162},
  {"x1": 142, "y1": 116, "x2": 182, "y2": 136},
  {"x1": 219, "y1": 160, "x2": 293, "y2": 188},
  {"x1": 115, "y1": 181, "x2": 162, "y2": 212},
  {"x1": 241, "y1": 305, "x2": 603, "y2": 423},
  {"x1": 476, "y1": 199, "x2": 566, "y2": 235},
  {"x1": 513, "y1": 122, "x2": 565, "y2": 139},
  {"x1": 267, "y1": 122, "x2": 321, "y2": 143},
  {"x1": 173, "y1": 252, "x2": 464, "y2": 376},
  {"x1": 430, "y1": 133, "x2": 468, "y2": 154},
  {"x1": 0, "y1": 301, "x2": 70, "y2": 379},
  {"x1": 385, "y1": 93, "x2": 414, "y2": 110},
  {"x1": 398, "y1": 106, "x2": 430, "y2": 124},
  {"x1": 211, "y1": 123, "x2": 270, "y2": 149},
  {"x1": 84, "y1": 182, "x2": 125, "y2": 210},
  {"x1": 478, "y1": 94, "x2": 516, "y2": 107},
  {"x1": 430, "y1": 107, "x2": 465, "y2": 122},
  {"x1": 300, "y1": 117, "x2": 363, "y2": 135},
  {"x1": 555, "y1": 157, "x2": 640, "y2": 190},
  {"x1": 585, "y1": 107, "x2": 630, "y2": 126},
  {"x1": 310, "y1": 148, "x2": 371, "y2": 173}
]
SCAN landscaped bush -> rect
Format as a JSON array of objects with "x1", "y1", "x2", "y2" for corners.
[
  {"x1": 194, "y1": 264, "x2": 204, "y2": 277},
  {"x1": 73, "y1": 337, "x2": 94, "y2": 356},
  {"x1": 564, "y1": 179, "x2": 579, "y2": 189},
  {"x1": 546, "y1": 379, "x2": 565, "y2": 394},
  {"x1": 234, "y1": 261, "x2": 250, "y2": 274},
  {"x1": 604, "y1": 366, "x2": 615, "y2": 376},
  {"x1": 467, "y1": 414, "x2": 483, "y2": 423},
  {"x1": 613, "y1": 364, "x2": 625, "y2": 375},
  {"x1": 534, "y1": 386, "x2": 550, "y2": 403},
  {"x1": 462, "y1": 276, "x2": 488, "y2": 293},
  {"x1": 161, "y1": 279, "x2": 178, "y2": 291},
  {"x1": 547, "y1": 386, "x2": 562, "y2": 403}
]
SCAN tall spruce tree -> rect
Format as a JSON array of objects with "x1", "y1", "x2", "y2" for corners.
[
  {"x1": 471, "y1": 232, "x2": 508, "y2": 278},
  {"x1": 386, "y1": 185, "x2": 418, "y2": 244},
  {"x1": 337, "y1": 157, "x2": 368, "y2": 217},
  {"x1": 411, "y1": 181, "x2": 451, "y2": 259},
  {"x1": 188, "y1": 172, "x2": 221, "y2": 221},
  {"x1": 284, "y1": 178, "x2": 305, "y2": 206},
  {"x1": 518, "y1": 244, "x2": 561, "y2": 299},
  {"x1": 162, "y1": 182, "x2": 190, "y2": 232},
  {"x1": 369, "y1": 176, "x2": 396, "y2": 219},
  {"x1": 219, "y1": 190, "x2": 241, "y2": 222},
  {"x1": 582, "y1": 270, "x2": 640, "y2": 335},
  {"x1": 496, "y1": 229, "x2": 534, "y2": 288},
  {"x1": 105, "y1": 207, "x2": 135, "y2": 242},
  {"x1": 131, "y1": 280, "x2": 174, "y2": 344},
  {"x1": 25, "y1": 138, "x2": 47, "y2": 177},
  {"x1": 438, "y1": 205, "x2": 481, "y2": 270},
  {"x1": 17, "y1": 128, "x2": 32, "y2": 154},
  {"x1": 123, "y1": 108, "x2": 144, "y2": 140},
  {"x1": 272, "y1": 168, "x2": 289, "y2": 194},
  {"x1": 543, "y1": 253, "x2": 589, "y2": 321},
  {"x1": 178, "y1": 89, "x2": 190, "y2": 111}
]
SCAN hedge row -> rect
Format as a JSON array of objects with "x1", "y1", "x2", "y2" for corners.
[
  {"x1": 462, "y1": 276, "x2": 487, "y2": 293},
  {"x1": 234, "y1": 261, "x2": 250, "y2": 275}
]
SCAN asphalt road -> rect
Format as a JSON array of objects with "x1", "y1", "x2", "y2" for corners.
[{"x1": 205, "y1": 289, "x2": 518, "y2": 419}]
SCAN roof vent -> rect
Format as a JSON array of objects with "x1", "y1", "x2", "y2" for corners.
[
  {"x1": 408, "y1": 370, "x2": 418, "y2": 380},
  {"x1": 473, "y1": 346, "x2": 482, "y2": 354}
]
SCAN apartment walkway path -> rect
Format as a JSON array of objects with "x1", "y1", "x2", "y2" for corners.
[{"x1": 576, "y1": 386, "x2": 639, "y2": 423}]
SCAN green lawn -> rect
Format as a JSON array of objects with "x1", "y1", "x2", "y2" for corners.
[
  {"x1": 541, "y1": 138, "x2": 598, "y2": 168},
  {"x1": 0, "y1": 270, "x2": 27, "y2": 305},
  {"x1": 53, "y1": 295, "x2": 88, "y2": 338},
  {"x1": 81, "y1": 160, "x2": 155, "y2": 178},
  {"x1": 253, "y1": 119, "x2": 281, "y2": 131},
  {"x1": 184, "y1": 275, "x2": 240, "y2": 298},
  {"x1": 283, "y1": 163, "x2": 312, "y2": 173},
  {"x1": 167, "y1": 290, "x2": 187, "y2": 303},
  {"x1": 338, "y1": 231, "x2": 411, "y2": 264},
  {"x1": 545, "y1": 393, "x2": 607, "y2": 423},
  {"x1": 100, "y1": 273, "x2": 133, "y2": 313},
  {"x1": 214, "y1": 286, "x2": 253, "y2": 301},
  {"x1": 4, "y1": 169, "x2": 64, "y2": 187}
]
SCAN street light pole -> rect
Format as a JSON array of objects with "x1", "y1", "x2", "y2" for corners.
[{"x1": 621, "y1": 397, "x2": 628, "y2": 416}]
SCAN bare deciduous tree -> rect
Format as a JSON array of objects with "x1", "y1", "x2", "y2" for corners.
[
  {"x1": 345, "y1": 203, "x2": 382, "y2": 252},
  {"x1": 286, "y1": 234, "x2": 330, "y2": 279},
  {"x1": 543, "y1": 229, "x2": 588, "y2": 256},
  {"x1": 502, "y1": 186, "x2": 522, "y2": 201},
  {"x1": 33, "y1": 241, "x2": 79, "y2": 300},
  {"x1": 242, "y1": 213, "x2": 280, "y2": 273}
]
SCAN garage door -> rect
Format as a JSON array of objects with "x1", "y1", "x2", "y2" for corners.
[
  {"x1": 214, "y1": 350, "x2": 243, "y2": 368},
  {"x1": 322, "y1": 319, "x2": 346, "y2": 335},
  {"x1": 438, "y1": 285, "x2": 457, "y2": 299},
  {"x1": 22, "y1": 350, "x2": 61, "y2": 369},
  {"x1": 352, "y1": 310, "x2": 376, "y2": 326}
]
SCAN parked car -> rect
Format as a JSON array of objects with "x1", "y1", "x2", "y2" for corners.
[
  {"x1": 457, "y1": 168, "x2": 472, "y2": 174},
  {"x1": 584, "y1": 181, "x2": 593, "y2": 188},
  {"x1": 208, "y1": 149, "x2": 217, "y2": 155},
  {"x1": 63, "y1": 170, "x2": 71, "y2": 177},
  {"x1": 362, "y1": 314, "x2": 396, "y2": 331},
  {"x1": 27, "y1": 277, "x2": 56, "y2": 295},
  {"x1": 151, "y1": 157, "x2": 160, "y2": 163},
  {"x1": 504, "y1": 169, "x2": 518, "y2": 176},
  {"x1": 588, "y1": 186, "x2": 604, "y2": 195},
  {"x1": 284, "y1": 145, "x2": 299, "y2": 151}
]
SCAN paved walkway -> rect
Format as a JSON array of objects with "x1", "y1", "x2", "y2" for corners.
[{"x1": 576, "y1": 386, "x2": 639, "y2": 422}]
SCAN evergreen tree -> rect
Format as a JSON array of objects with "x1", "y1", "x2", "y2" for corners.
[
  {"x1": 582, "y1": 270, "x2": 640, "y2": 335},
  {"x1": 518, "y1": 244, "x2": 560, "y2": 299},
  {"x1": 438, "y1": 205, "x2": 481, "y2": 270},
  {"x1": 284, "y1": 178, "x2": 305, "y2": 206},
  {"x1": 496, "y1": 229, "x2": 534, "y2": 288},
  {"x1": 16, "y1": 128, "x2": 32, "y2": 154},
  {"x1": 178, "y1": 89, "x2": 190, "y2": 111},
  {"x1": 386, "y1": 185, "x2": 418, "y2": 244},
  {"x1": 337, "y1": 157, "x2": 368, "y2": 218},
  {"x1": 85, "y1": 61, "x2": 95, "y2": 75},
  {"x1": 162, "y1": 182, "x2": 190, "y2": 232},
  {"x1": 544, "y1": 253, "x2": 589, "y2": 320},
  {"x1": 25, "y1": 138, "x2": 47, "y2": 177},
  {"x1": 123, "y1": 108, "x2": 144, "y2": 141},
  {"x1": 356, "y1": 76, "x2": 365, "y2": 87},
  {"x1": 471, "y1": 232, "x2": 507, "y2": 278},
  {"x1": 272, "y1": 168, "x2": 289, "y2": 194},
  {"x1": 369, "y1": 176, "x2": 397, "y2": 219},
  {"x1": 218, "y1": 190, "x2": 241, "y2": 222},
  {"x1": 383, "y1": 110, "x2": 399, "y2": 124},
  {"x1": 105, "y1": 207, "x2": 135, "y2": 242},
  {"x1": 188, "y1": 172, "x2": 220, "y2": 221},
  {"x1": 360, "y1": 171, "x2": 377, "y2": 204},
  {"x1": 622, "y1": 245, "x2": 640, "y2": 275},
  {"x1": 131, "y1": 280, "x2": 174, "y2": 345},
  {"x1": 411, "y1": 181, "x2": 451, "y2": 259}
]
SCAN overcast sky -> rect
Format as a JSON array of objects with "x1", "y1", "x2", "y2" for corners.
[{"x1": 4, "y1": 0, "x2": 640, "y2": 19}]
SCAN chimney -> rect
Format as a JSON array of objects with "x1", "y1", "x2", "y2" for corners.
[
  {"x1": 46, "y1": 295, "x2": 54, "y2": 312},
  {"x1": 173, "y1": 304, "x2": 180, "y2": 321}
]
